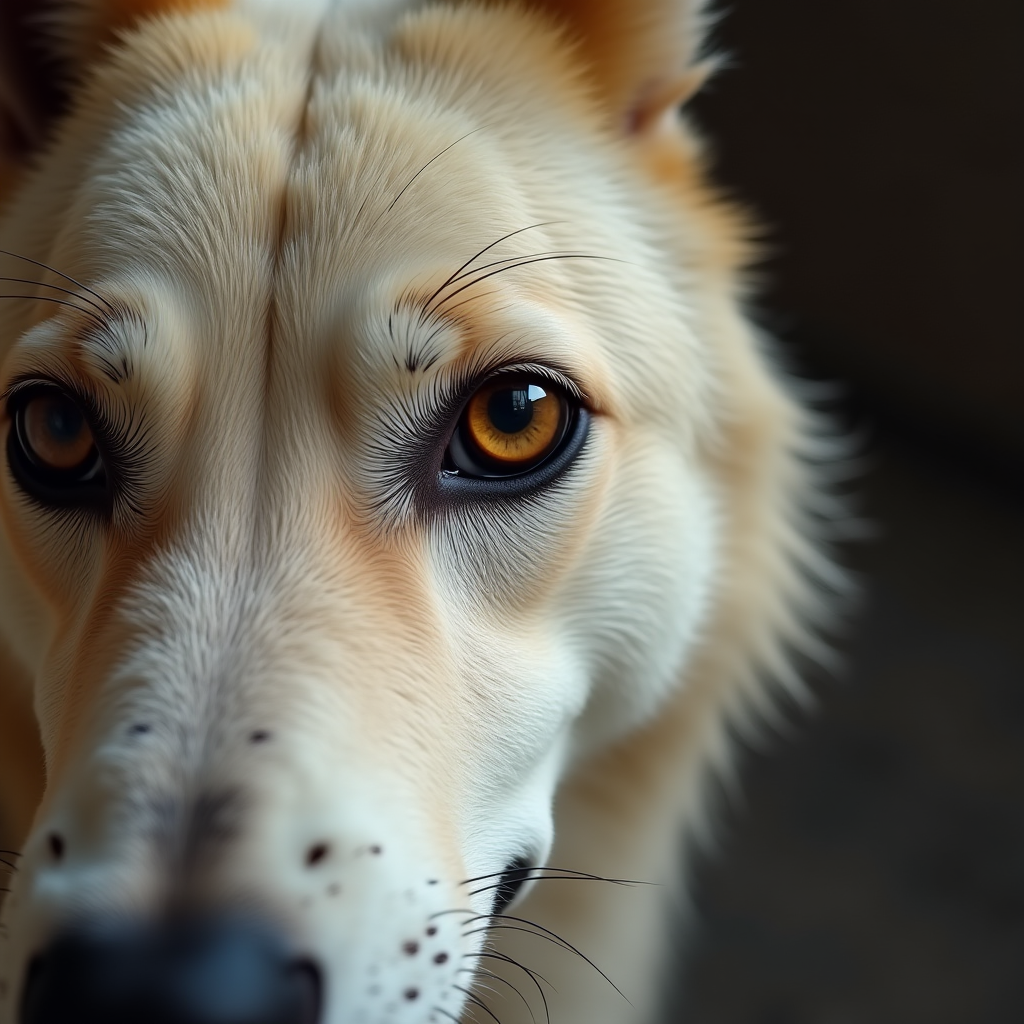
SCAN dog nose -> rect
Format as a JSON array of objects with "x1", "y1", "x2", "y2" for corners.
[{"x1": 19, "y1": 917, "x2": 321, "y2": 1024}]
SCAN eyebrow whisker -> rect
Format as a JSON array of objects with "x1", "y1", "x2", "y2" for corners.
[
  {"x1": 428, "y1": 253, "x2": 617, "y2": 321},
  {"x1": 0, "y1": 277, "x2": 114, "y2": 319},
  {"x1": 376, "y1": 126, "x2": 489, "y2": 228},
  {"x1": 417, "y1": 223, "x2": 559, "y2": 325},
  {"x1": 0, "y1": 250, "x2": 116, "y2": 312},
  {"x1": 424, "y1": 250, "x2": 574, "y2": 321},
  {"x1": 0, "y1": 293, "x2": 109, "y2": 330},
  {"x1": 426, "y1": 287, "x2": 503, "y2": 323}
]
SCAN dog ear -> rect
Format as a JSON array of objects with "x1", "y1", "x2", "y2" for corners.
[
  {"x1": 516, "y1": 0, "x2": 714, "y2": 134},
  {"x1": 0, "y1": 0, "x2": 65, "y2": 170},
  {"x1": 0, "y1": 0, "x2": 223, "y2": 178}
]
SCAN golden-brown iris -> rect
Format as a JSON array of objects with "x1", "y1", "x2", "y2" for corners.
[
  {"x1": 20, "y1": 393, "x2": 97, "y2": 471},
  {"x1": 460, "y1": 377, "x2": 566, "y2": 472}
]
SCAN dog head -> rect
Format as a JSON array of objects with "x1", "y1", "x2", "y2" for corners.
[{"x1": 0, "y1": 1, "x2": 816, "y2": 1022}]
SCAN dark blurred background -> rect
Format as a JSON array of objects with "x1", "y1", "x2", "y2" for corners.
[{"x1": 667, "y1": 1, "x2": 1023, "y2": 1021}]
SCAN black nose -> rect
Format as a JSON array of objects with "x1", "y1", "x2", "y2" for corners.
[{"x1": 20, "y1": 917, "x2": 321, "y2": 1024}]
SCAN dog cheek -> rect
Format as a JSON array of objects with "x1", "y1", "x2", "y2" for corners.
[{"x1": 555, "y1": 442, "x2": 721, "y2": 757}]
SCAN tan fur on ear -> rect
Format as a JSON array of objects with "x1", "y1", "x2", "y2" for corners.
[
  {"x1": 504, "y1": 0, "x2": 711, "y2": 132},
  {"x1": 0, "y1": 0, "x2": 226, "y2": 202},
  {"x1": 627, "y1": 58, "x2": 717, "y2": 134},
  {"x1": 48, "y1": 0, "x2": 230, "y2": 72},
  {"x1": 0, "y1": 0, "x2": 65, "y2": 153}
]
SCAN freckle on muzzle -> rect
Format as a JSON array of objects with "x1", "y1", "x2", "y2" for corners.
[{"x1": 19, "y1": 917, "x2": 321, "y2": 1024}]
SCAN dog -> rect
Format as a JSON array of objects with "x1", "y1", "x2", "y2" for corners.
[{"x1": 0, "y1": 1, "x2": 836, "y2": 1022}]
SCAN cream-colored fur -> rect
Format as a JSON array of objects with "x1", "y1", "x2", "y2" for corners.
[{"x1": 0, "y1": 2, "x2": 835, "y2": 1022}]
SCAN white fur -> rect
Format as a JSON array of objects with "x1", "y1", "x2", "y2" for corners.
[{"x1": 0, "y1": 3, "x2": 833, "y2": 1023}]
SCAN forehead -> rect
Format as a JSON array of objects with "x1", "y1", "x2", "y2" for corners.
[
  {"x1": 42, "y1": 5, "x2": 700, "y2": 429},
  {"x1": 72, "y1": 11, "x2": 593, "y2": 346}
]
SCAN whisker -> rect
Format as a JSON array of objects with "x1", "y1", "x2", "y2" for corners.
[
  {"x1": 463, "y1": 917, "x2": 629, "y2": 1004},
  {"x1": 469, "y1": 974, "x2": 503, "y2": 1002},
  {"x1": 0, "y1": 851, "x2": 21, "y2": 858},
  {"x1": 434, "y1": 248, "x2": 577, "y2": 294},
  {"x1": 468, "y1": 952, "x2": 553, "y2": 991},
  {"x1": 455, "y1": 984, "x2": 503, "y2": 1024},
  {"x1": 464, "y1": 924, "x2": 575, "y2": 959},
  {"x1": 417, "y1": 223, "x2": 557, "y2": 324},
  {"x1": 462, "y1": 867, "x2": 647, "y2": 900},
  {"x1": 429, "y1": 906, "x2": 479, "y2": 921},
  {"x1": 427, "y1": 287, "x2": 505, "y2": 322},
  {"x1": 424, "y1": 250, "x2": 577, "y2": 320},
  {"x1": 469, "y1": 951, "x2": 552, "y2": 1024},
  {"x1": 0, "y1": 293, "x2": 108, "y2": 329},
  {"x1": 462, "y1": 866, "x2": 576, "y2": 885},
  {"x1": 460, "y1": 865, "x2": 649, "y2": 886},
  {"x1": 428, "y1": 253, "x2": 620, "y2": 321},
  {"x1": 432, "y1": 1005, "x2": 462, "y2": 1024},
  {"x1": 461, "y1": 967, "x2": 536, "y2": 1024},
  {"x1": 0, "y1": 250, "x2": 114, "y2": 311},
  {"x1": 378, "y1": 126, "x2": 488, "y2": 224},
  {"x1": 0, "y1": 277, "x2": 112, "y2": 319},
  {"x1": 468, "y1": 876, "x2": 642, "y2": 897},
  {"x1": 348, "y1": 165, "x2": 390, "y2": 236},
  {"x1": 0, "y1": 858, "x2": 18, "y2": 871}
]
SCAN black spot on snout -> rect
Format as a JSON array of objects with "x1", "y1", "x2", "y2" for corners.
[
  {"x1": 305, "y1": 844, "x2": 330, "y2": 868},
  {"x1": 48, "y1": 834, "x2": 64, "y2": 861},
  {"x1": 249, "y1": 730, "x2": 271, "y2": 744}
]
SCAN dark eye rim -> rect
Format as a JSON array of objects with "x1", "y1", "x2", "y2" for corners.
[
  {"x1": 432, "y1": 369, "x2": 591, "y2": 505},
  {"x1": 437, "y1": 406, "x2": 590, "y2": 504},
  {"x1": 443, "y1": 373, "x2": 574, "y2": 480},
  {"x1": 5, "y1": 382, "x2": 111, "y2": 514}
]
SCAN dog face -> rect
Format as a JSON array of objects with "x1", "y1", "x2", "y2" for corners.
[{"x1": 0, "y1": 1, "x2": 795, "y2": 1021}]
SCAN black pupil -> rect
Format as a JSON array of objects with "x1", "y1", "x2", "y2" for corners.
[
  {"x1": 487, "y1": 387, "x2": 535, "y2": 435},
  {"x1": 45, "y1": 400, "x2": 85, "y2": 445}
]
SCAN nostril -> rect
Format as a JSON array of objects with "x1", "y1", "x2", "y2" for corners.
[
  {"x1": 20, "y1": 919, "x2": 321, "y2": 1024},
  {"x1": 286, "y1": 958, "x2": 322, "y2": 1024}
]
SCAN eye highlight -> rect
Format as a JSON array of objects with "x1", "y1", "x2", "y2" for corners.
[{"x1": 446, "y1": 375, "x2": 573, "y2": 479}]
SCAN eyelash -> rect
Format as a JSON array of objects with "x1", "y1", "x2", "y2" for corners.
[{"x1": 360, "y1": 359, "x2": 589, "y2": 526}]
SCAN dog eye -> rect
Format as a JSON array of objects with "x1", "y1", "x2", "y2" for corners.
[
  {"x1": 7, "y1": 387, "x2": 107, "y2": 506},
  {"x1": 446, "y1": 376, "x2": 574, "y2": 479}
]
